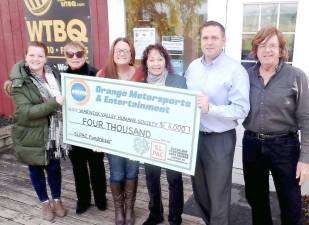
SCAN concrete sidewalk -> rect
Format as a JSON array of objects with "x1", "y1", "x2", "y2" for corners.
[{"x1": 183, "y1": 183, "x2": 280, "y2": 225}]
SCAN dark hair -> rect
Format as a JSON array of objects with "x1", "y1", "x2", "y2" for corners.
[
  {"x1": 251, "y1": 26, "x2": 288, "y2": 61},
  {"x1": 102, "y1": 37, "x2": 135, "y2": 79},
  {"x1": 199, "y1": 20, "x2": 225, "y2": 37},
  {"x1": 27, "y1": 41, "x2": 48, "y2": 56},
  {"x1": 141, "y1": 43, "x2": 174, "y2": 77}
]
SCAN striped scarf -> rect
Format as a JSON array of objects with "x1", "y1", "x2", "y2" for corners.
[{"x1": 26, "y1": 64, "x2": 70, "y2": 160}]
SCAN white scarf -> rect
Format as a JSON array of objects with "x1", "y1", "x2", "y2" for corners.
[{"x1": 147, "y1": 69, "x2": 168, "y2": 86}]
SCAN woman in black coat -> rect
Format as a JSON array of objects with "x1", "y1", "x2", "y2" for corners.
[
  {"x1": 64, "y1": 41, "x2": 107, "y2": 214},
  {"x1": 141, "y1": 43, "x2": 186, "y2": 225}
]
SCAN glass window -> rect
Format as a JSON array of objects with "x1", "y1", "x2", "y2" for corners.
[
  {"x1": 284, "y1": 33, "x2": 295, "y2": 62},
  {"x1": 243, "y1": 4, "x2": 259, "y2": 32},
  {"x1": 242, "y1": 34, "x2": 255, "y2": 61},
  {"x1": 125, "y1": 0, "x2": 208, "y2": 75},
  {"x1": 279, "y1": 3, "x2": 297, "y2": 32},
  {"x1": 241, "y1": 2, "x2": 297, "y2": 67},
  {"x1": 260, "y1": 4, "x2": 277, "y2": 28}
]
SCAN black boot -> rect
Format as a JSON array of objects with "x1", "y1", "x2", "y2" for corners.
[
  {"x1": 76, "y1": 201, "x2": 91, "y2": 214},
  {"x1": 143, "y1": 214, "x2": 164, "y2": 225},
  {"x1": 111, "y1": 182, "x2": 125, "y2": 225},
  {"x1": 95, "y1": 197, "x2": 107, "y2": 211},
  {"x1": 124, "y1": 179, "x2": 138, "y2": 225}
]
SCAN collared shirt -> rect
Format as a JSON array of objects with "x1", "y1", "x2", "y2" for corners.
[
  {"x1": 243, "y1": 61, "x2": 309, "y2": 162},
  {"x1": 185, "y1": 52, "x2": 250, "y2": 133}
]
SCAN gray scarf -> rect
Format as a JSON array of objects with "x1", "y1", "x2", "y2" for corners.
[
  {"x1": 147, "y1": 69, "x2": 168, "y2": 86},
  {"x1": 27, "y1": 64, "x2": 70, "y2": 160}
]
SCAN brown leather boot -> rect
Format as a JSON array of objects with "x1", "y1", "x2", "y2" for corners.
[
  {"x1": 53, "y1": 199, "x2": 67, "y2": 217},
  {"x1": 42, "y1": 200, "x2": 54, "y2": 221},
  {"x1": 124, "y1": 179, "x2": 138, "y2": 225},
  {"x1": 111, "y1": 182, "x2": 125, "y2": 225}
]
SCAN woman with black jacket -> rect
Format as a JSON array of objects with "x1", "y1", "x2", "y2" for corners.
[{"x1": 64, "y1": 41, "x2": 107, "y2": 214}]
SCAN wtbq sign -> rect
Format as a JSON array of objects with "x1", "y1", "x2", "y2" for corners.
[{"x1": 23, "y1": 0, "x2": 92, "y2": 70}]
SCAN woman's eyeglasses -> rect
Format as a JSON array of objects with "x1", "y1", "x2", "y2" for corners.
[
  {"x1": 65, "y1": 51, "x2": 85, "y2": 58},
  {"x1": 115, "y1": 49, "x2": 130, "y2": 55},
  {"x1": 258, "y1": 43, "x2": 279, "y2": 50}
]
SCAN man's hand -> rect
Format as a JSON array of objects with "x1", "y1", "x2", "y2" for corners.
[
  {"x1": 296, "y1": 161, "x2": 309, "y2": 185},
  {"x1": 197, "y1": 95, "x2": 209, "y2": 113},
  {"x1": 56, "y1": 95, "x2": 64, "y2": 106}
]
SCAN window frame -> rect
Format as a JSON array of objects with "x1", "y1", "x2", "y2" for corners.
[{"x1": 241, "y1": 2, "x2": 298, "y2": 64}]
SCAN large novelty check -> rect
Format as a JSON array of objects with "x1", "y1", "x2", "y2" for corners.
[{"x1": 61, "y1": 73, "x2": 200, "y2": 175}]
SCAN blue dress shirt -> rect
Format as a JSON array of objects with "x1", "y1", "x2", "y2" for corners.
[{"x1": 185, "y1": 52, "x2": 250, "y2": 133}]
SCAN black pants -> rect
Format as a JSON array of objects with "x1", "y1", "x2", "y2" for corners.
[
  {"x1": 243, "y1": 131, "x2": 302, "y2": 225},
  {"x1": 69, "y1": 146, "x2": 107, "y2": 206},
  {"x1": 144, "y1": 164, "x2": 184, "y2": 225}
]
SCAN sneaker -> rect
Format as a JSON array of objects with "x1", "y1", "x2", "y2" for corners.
[
  {"x1": 53, "y1": 199, "x2": 67, "y2": 217},
  {"x1": 42, "y1": 200, "x2": 54, "y2": 221}
]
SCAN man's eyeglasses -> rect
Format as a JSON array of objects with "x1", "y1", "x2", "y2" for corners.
[
  {"x1": 66, "y1": 51, "x2": 85, "y2": 58},
  {"x1": 258, "y1": 43, "x2": 279, "y2": 50},
  {"x1": 115, "y1": 49, "x2": 130, "y2": 55}
]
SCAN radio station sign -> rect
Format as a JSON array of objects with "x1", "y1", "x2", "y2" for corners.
[
  {"x1": 23, "y1": 0, "x2": 92, "y2": 70},
  {"x1": 61, "y1": 73, "x2": 200, "y2": 175}
]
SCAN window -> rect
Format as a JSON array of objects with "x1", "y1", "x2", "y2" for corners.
[
  {"x1": 241, "y1": 3, "x2": 297, "y2": 68},
  {"x1": 125, "y1": 0, "x2": 208, "y2": 75}
]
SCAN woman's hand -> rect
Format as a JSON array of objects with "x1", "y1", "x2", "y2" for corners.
[
  {"x1": 56, "y1": 95, "x2": 64, "y2": 105},
  {"x1": 3, "y1": 80, "x2": 12, "y2": 96}
]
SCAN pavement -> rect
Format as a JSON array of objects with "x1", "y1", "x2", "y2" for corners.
[{"x1": 183, "y1": 183, "x2": 281, "y2": 225}]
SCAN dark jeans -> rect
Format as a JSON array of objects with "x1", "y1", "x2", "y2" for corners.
[
  {"x1": 107, "y1": 154, "x2": 139, "y2": 182},
  {"x1": 243, "y1": 131, "x2": 302, "y2": 225},
  {"x1": 28, "y1": 159, "x2": 61, "y2": 202},
  {"x1": 69, "y1": 146, "x2": 107, "y2": 206},
  {"x1": 144, "y1": 164, "x2": 184, "y2": 225}
]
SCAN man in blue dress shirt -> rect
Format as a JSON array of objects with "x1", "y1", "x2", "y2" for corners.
[{"x1": 185, "y1": 21, "x2": 250, "y2": 225}]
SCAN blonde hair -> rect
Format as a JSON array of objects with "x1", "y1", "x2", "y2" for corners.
[{"x1": 64, "y1": 41, "x2": 86, "y2": 55}]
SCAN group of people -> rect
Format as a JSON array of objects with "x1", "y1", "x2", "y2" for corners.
[{"x1": 3, "y1": 20, "x2": 309, "y2": 225}]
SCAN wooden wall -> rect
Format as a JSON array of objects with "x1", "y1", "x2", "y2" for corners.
[
  {"x1": 0, "y1": 0, "x2": 26, "y2": 118},
  {"x1": 0, "y1": 0, "x2": 109, "y2": 117},
  {"x1": 91, "y1": 0, "x2": 110, "y2": 69}
]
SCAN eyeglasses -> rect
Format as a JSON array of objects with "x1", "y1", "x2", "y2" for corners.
[
  {"x1": 65, "y1": 51, "x2": 85, "y2": 58},
  {"x1": 115, "y1": 49, "x2": 130, "y2": 55},
  {"x1": 258, "y1": 43, "x2": 279, "y2": 50}
]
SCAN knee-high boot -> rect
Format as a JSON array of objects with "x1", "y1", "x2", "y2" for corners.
[
  {"x1": 111, "y1": 182, "x2": 125, "y2": 225},
  {"x1": 124, "y1": 179, "x2": 137, "y2": 225}
]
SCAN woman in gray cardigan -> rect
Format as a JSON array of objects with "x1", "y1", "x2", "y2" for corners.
[{"x1": 141, "y1": 43, "x2": 186, "y2": 225}]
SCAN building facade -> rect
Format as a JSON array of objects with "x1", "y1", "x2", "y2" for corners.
[{"x1": 107, "y1": 0, "x2": 309, "y2": 192}]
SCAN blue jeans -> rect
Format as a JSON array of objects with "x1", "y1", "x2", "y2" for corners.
[
  {"x1": 107, "y1": 154, "x2": 139, "y2": 182},
  {"x1": 28, "y1": 159, "x2": 61, "y2": 202},
  {"x1": 243, "y1": 130, "x2": 302, "y2": 225}
]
